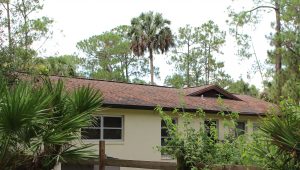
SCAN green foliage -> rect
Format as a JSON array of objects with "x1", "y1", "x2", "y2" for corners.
[
  {"x1": 0, "y1": 77, "x2": 102, "y2": 169},
  {"x1": 260, "y1": 99, "x2": 300, "y2": 163},
  {"x1": 249, "y1": 132, "x2": 300, "y2": 170},
  {"x1": 234, "y1": 99, "x2": 300, "y2": 170},
  {"x1": 155, "y1": 107, "x2": 254, "y2": 169},
  {"x1": 77, "y1": 26, "x2": 149, "y2": 82},
  {"x1": 32, "y1": 55, "x2": 81, "y2": 76},
  {"x1": 228, "y1": 0, "x2": 300, "y2": 103},
  {"x1": 166, "y1": 21, "x2": 227, "y2": 87},
  {"x1": 164, "y1": 74, "x2": 185, "y2": 88},
  {"x1": 0, "y1": 0, "x2": 53, "y2": 77},
  {"x1": 225, "y1": 78, "x2": 259, "y2": 97},
  {"x1": 156, "y1": 103, "x2": 300, "y2": 169}
]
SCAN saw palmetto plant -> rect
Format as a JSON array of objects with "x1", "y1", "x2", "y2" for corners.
[
  {"x1": 0, "y1": 77, "x2": 102, "y2": 170},
  {"x1": 259, "y1": 99, "x2": 300, "y2": 169}
]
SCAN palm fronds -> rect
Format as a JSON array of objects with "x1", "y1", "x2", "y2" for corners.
[{"x1": 0, "y1": 77, "x2": 102, "y2": 169}]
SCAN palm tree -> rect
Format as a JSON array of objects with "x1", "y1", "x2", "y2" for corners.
[
  {"x1": 259, "y1": 99, "x2": 300, "y2": 167},
  {"x1": 129, "y1": 11, "x2": 175, "y2": 85},
  {"x1": 0, "y1": 77, "x2": 102, "y2": 170}
]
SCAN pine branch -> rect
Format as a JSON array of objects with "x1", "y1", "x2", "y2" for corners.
[{"x1": 247, "y1": 5, "x2": 277, "y2": 13}]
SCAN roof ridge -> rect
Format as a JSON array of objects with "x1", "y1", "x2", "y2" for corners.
[
  {"x1": 19, "y1": 72, "x2": 175, "y2": 89},
  {"x1": 53, "y1": 76, "x2": 177, "y2": 88},
  {"x1": 18, "y1": 72, "x2": 220, "y2": 90},
  {"x1": 183, "y1": 84, "x2": 215, "y2": 89}
]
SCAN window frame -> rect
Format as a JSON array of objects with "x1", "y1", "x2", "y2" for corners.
[{"x1": 81, "y1": 115, "x2": 124, "y2": 141}]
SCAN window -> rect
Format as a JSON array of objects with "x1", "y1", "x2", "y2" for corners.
[
  {"x1": 81, "y1": 116, "x2": 123, "y2": 140},
  {"x1": 161, "y1": 118, "x2": 177, "y2": 159},
  {"x1": 161, "y1": 118, "x2": 177, "y2": 146},
  {"x1": 253, "y1": 122, "x2": 260, "y2": 131},
  {"x1": 235, "y1": 121, "x2": 246, "y2": 137},
  {"x1": 204, "y1": 120, "x2": 218, "y2": 138}
]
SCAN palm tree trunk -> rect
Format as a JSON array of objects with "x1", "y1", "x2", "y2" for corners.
[{"x1": 149, "y1": 49, "x2": 154, "y2": 85}]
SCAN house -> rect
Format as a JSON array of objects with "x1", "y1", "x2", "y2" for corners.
[{"x1": 46, "y1": 75, "x2": 275, "y2": 170}]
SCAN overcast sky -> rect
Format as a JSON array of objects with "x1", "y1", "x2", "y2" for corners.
[{"x1": 37, "y1": 0, "x2": 274, "y2": 89}]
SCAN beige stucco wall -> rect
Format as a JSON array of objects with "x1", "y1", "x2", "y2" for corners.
[
  {"x1": 82, "y1": 107, "x2": 260, "y2": 170},
  {"x1": 85, "y1": 108, "x2": 162, "y2": 161}
]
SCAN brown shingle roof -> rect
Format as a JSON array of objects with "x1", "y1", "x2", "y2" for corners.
[{"x1": 47, "y1": 75, "x2": 275, "y2": 116}]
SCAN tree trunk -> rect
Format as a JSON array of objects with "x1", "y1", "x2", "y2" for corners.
[
  {"x1": 6, "y1": 2, "x2": 12, "y2": 50},
  {"x1": 274, "y1": 0, "x2": 282, "y2": 100},
  {"x1": 149, "y1": 49, "x2": 154, "y2": 85},
  {"x1": 21, "y1": 0, "x2": 29, "y2": 50},
  {"x1": 176, "y1": 153, "x2": 190, "y2": 170},
  {"x1": 125, "y1": 55, "x2": 129, "y2": 82},
  {"x1": 207, "y1": 45, "x2": 211, "y2": 84},
  {"x1": 204, "y1": 43, "x2": 209, "y2": 85},
  {"x1": 120, "y1": 57, "x2": 125, "y2": 81},
  {"x1": 186, "y1": 42, "x2": 190, "y2": 87}
]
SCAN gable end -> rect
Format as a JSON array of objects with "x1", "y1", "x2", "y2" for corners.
[{"x1": 187, "y1": 85, "x2": 242, "y2": 101}]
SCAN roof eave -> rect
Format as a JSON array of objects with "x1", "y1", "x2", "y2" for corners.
[{"x1": 102, "y1": 103, "x2": 264, "y2": 116}]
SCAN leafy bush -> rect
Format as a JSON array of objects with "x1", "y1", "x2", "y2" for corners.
[
  {"x1": 156, "y1": 102, "x2": 300, "y2": 170},
  {"x1": 0, "y1": 77, "x2": 103, "y2": 170},
  {"x1": 156, "y1": 107, "x2": 253, "y2": 169}
]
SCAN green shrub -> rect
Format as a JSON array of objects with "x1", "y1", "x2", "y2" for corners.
[{"x1": 156, "y1": 107, "x2": 253, "y2": 169}]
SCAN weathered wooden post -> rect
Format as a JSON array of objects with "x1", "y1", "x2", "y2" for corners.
[{"x1": 99, "y1": 140, "x2": 105, "y2": 170}]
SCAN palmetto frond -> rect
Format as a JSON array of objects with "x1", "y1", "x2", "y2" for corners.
[
  {"x1": 260, "y1": 100, "x2": 300, "y2": 161},
  {"x1": 0, "y1": 77, "x2": 103, "y2": 169}
]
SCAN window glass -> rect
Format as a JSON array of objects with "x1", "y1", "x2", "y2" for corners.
[
  {"x1": 81, "y1": 128, "x2": 101, "y2": 139},
  {"x1": 161, "y1": 128, "x2": 168, "y2": 137},
  {"x1": 235, "y1": 121, "x2": 246, "y2": 137},
  {"x1": 104, "y1": 117, "x2": 122, "y2": 128},
  {"x1": 90, "y1": 116, "x2": 101, "y2": 127},
  {"x1": 104, "y1": 129, "x2": 122, "y2": 139},
  {"x1": 161, "y1": 138, "x2": 170, "y2": 147},
  {"x1": 204, "y1": 120, "x2": 218, "y2": 139},
  {"x1": 161, "y1": 118, "x2": 177, "y2": 146}
]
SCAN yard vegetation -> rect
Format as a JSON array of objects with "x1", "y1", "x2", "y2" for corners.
[
  {"x1": 0, "y1": 77, "x2": 102, "y2": 169},
  {"x1": 157, "y1": 100, "x2": 300, "y2": 169}
]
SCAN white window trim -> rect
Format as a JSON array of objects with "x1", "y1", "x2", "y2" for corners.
[{"x1": 82, "y1": 115, "x2": 124, "y2": 141}]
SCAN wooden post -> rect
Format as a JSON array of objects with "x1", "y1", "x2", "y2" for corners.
[{"x1": 99, "y1": 140, "x2": 105, "y2": 170}]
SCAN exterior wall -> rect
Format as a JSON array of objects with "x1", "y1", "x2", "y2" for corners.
[
  {"x1": 85, "y1": 108, "x2": 162, "y2": 161},
  {"x1": 82, "y1": 107, "x2": 261, "y2": 170}
]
